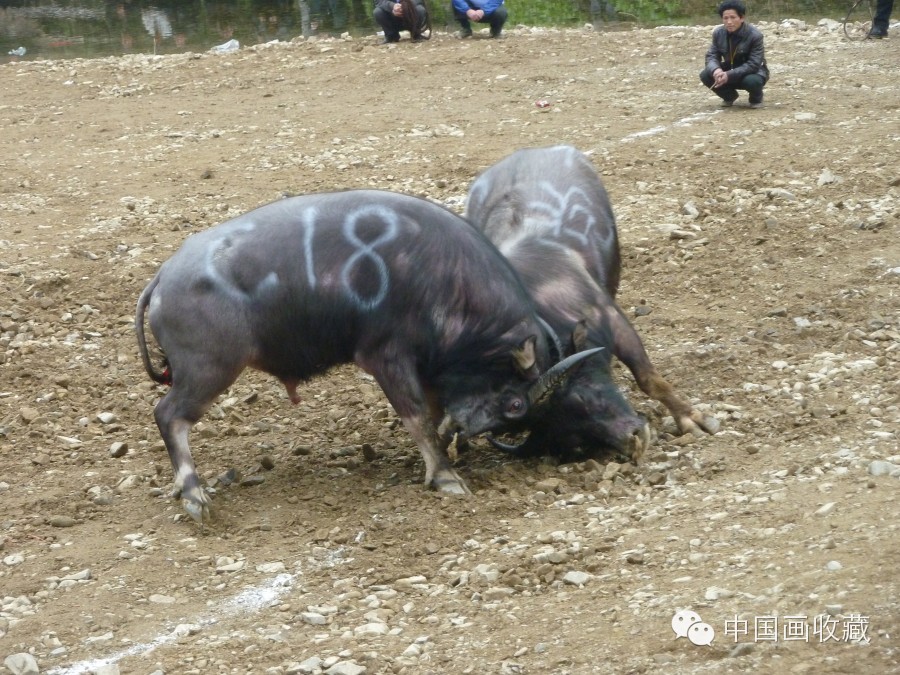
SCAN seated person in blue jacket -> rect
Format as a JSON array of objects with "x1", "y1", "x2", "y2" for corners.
[
  {"x1": 373, "y1": 0, "x2": 430, "y2": 43},
  {"x1": 452, "y1": 0, "x2": 507, "y2": 38},
  {"x1": 699, "y1": 0, "x2": 769, "y2": 108}
]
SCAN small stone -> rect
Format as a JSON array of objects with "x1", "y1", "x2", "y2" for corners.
[
  {"x1": 62, "y1": 568, "x2": 91, "y2": 581},
  {"x1": 109, "y1": 442, "x2": 128, "y2": 458},
  {"x1": 626, "y1": 552, "x2": 644, "y2": 565},
  {"x1": 562, "y1": 571, "x2": 592, "y2": 586},
  {"x1": 482, "y1": 587, "x2": 515, "y2": 601},
  {"x1": 19, "y1": 408, "x2": 40, "y2": 424},
  {"x1": 292, "y1": 657, "x2": 323, "y2": 673},
  {"x1": 256, "y1": 562, "x2": 286, "y2": 574},
  {"x1": 325, "y1": 661, "x2": 366, "y2": 675},
  {"x1": 149, "y1": 594, "x2": 176, "y2": 604},
  {"x1": 240, "y1": 475, "x2": 265, "y2": 488},
  {"x1": 300, "y1": 612, "x2": 328, "y2": 625},
  {"x1": 97, "y1": 412, "x2": 118, "y2": 424},
  {"x1": 825, "y1": 560, "x2": 842, "y2": 571},
  {"x1": 4, "y1": 553, "x2": 25, "y2": 566},
  {"x1": 815, "y1": 502, "x2": 836, "y2": 517},
  {"x1": 353, "y1": 622, "x2": 388, "y2": 636},
  {"x1": 825, "y1": 604, "x2": 842, "y2": 616},
  {"x1": 94, "y1": 664, "x2": 121, "y2": 675},
  {"x1": 49, "y1": 515, "x2": 77, "y2": 528},
  {"x1": 4, "y1": 653, "x2": 40, "y2": 675},
  {"x1": 868, "y1": 460, "x2": 899, "y2": 477},
  {"x1": 258, "y1": 455, "x2": 275, "y2": 470},
  {"x1": 534, "y1": 478, "x2": 563, "y2": 493},
  {"x1": 602, "y1": 462, "x2": 622, "y2": 481},
  {"x1": 216, "y1": 560, "x2": 245, "y2": 573}
]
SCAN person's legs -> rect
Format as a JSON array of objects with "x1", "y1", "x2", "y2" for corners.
[
  {"x1": 700, "y1": 68, "x2": 738, "y2": 104},
  {"x1": 736, "y1": 73, "x2": 765, "y2": 106},
  {"x1": 454, "y1": 9, "x2": 473, "y2": 37},
  {"x1": 485, "y1": 5, "x2": 508, "y2": 37},
  {"x1": 871, "y1": 0, "x2": 894, "y2": 35},
  {"x1": 374, "y1": 6, "x2": 401, "y2": 42}
]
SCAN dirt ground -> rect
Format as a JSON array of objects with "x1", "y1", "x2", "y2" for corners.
[{"x1": 1, "y1": 18, "x2": 898, "y2": 675}]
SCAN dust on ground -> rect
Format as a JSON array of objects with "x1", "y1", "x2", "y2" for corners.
[{"x1": 0, "y1": 19, "x2": 898, "y2": 675}]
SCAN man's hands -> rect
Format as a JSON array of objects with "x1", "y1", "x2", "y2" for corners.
[
  {"x1": 392, "y1": 2, "x2": 403, "y2": 17},
  {"x1": 712, "y1": 68, "x2": 729, "y2": 88},
  {"x1": 466, "y1": 8, "x2": 485, "y2": 21}
]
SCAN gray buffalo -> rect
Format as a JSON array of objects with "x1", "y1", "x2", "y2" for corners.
[
  {"x1": 466, "y1": 146, "x2": 718, "y2": 460},
  {"x1": 136, "y1": 189, "x2": 599, "y2": 521}
]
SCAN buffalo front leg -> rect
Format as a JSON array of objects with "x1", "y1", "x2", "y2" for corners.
[
  {"x1": 360, "y1": 353, "x2": 472, "y2": 495},
  {"x1": 606, "y1": 305, "x2": 720, "y2": 436}
]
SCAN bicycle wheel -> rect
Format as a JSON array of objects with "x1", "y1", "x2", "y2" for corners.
[{"x1": 843, "y1": 0, "x2": 875, "y2": 40}]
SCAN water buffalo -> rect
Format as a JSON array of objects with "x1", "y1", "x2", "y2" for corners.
[
  {"x1": 136, "y1": 189, "x2": 598, "y2": 521},
  {"x1": 466, "y1": 145, "x2": 719, "y2": 460}
]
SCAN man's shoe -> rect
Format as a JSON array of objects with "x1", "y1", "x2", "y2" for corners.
[
  {"x1": 748, "y1": 102, "x2": 764, "y2": 109},
  {"x1": 867, "y1": 28, "x2": 887, "y2": 38},
  {"x1": 459, "y1": 27, "x2": 473, "y2": 38},
  {"x1": 721, "y1": 99, "x2": 734, "y2": 107},
  {"x1": 490, "y1": 27, "x2": 502, "y2": 38},
  {"x1": 381, "y1": 36, "x2": 400, "y2": 44}
]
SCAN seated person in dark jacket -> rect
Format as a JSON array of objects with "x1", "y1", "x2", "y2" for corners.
[
  {"x1": 452, "y1": 0, "x2": 507, "y2": 38},
  {"x1": 699, "y1": 0, "x2": 769, "y2": 108},
  {"x1": 373, "y1": 0, "x2": 429, "y2": 43}
]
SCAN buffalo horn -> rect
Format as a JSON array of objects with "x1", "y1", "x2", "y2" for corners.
[
  {"x1": 536, "y1": 316, "x2": 564, "y2": 363},
  {"x1": 527, "y1": 347, "x2": 604, "y2": 407},
  {"x1": 487, "y1": 435, "x2": 532, "y2": 456}
]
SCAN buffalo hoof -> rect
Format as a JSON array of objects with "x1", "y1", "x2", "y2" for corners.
[
  {"x1": 681, "y1": 411, "x2": 721, "y2": 436},
  {"x1": 430, "y1": 469, "x2": 472, "y2": 496},
  {"x1": 627, "y1": 422, "x2": 654, "y2": 463},
  {"x1": 174, "y1": 484, "x2": 213, "y2": 524}
]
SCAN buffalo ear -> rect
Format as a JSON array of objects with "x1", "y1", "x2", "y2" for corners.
[
  {"x1": 512, "y1": 335, "x2": 537, "y2": 374},
  {"x1": 568, "y1": 319, "x2": 589, "y2": 354}
]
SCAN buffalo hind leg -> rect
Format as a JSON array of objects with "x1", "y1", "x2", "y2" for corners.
[{"x1": 153, "y1": 360, "x2": 245, "y2": 523}]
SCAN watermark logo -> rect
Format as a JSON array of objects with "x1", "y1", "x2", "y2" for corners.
[{"x1": 672, "y1": 610, "x2": 716, "y2": 646}]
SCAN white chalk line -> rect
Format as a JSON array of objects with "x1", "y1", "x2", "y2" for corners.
[
  {"x1": 620, "y1": 111, "x2": 720, "y2": 143},
  {"x1": 46, "y1": 572, "x2": 297, "y2": 675}
]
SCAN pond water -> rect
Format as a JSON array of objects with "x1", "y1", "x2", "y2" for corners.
[{"x1": 1, "y1": 1, "x2": 850, "y2": 63}]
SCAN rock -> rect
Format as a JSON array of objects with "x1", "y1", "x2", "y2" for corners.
[
  {"x1": 562, "y1": 571, "x2": 592, "y2": 586},
  {"x1": 300, "y1": 612, "x2": 328, "y2": 625},
  {"x1": 814, "y1": 502, "x2": 836, "y2": 517},
  {"x1": 48, "y1": 515, "x2": 77, "y2": 528},
  {"x1": 97, "y1": 412, "x2": 117, "y2": 424},
  {"x1": 94, "y1": 665, "x2": 121, "y2": 675},
  {"x1": 149, "y1": 594, "x2": 176, "y2": 604},
  {"x1": 3, "y1": 653, "x2": 40, "y2": 675},
  {"x1": 868, "y1": 460, "x2": 900, "y2": 477},
  {"x1": 325, "y1": 662, "x2": 366, "y2": 675},
  {"x1": 19, "y1": 408, "x2": 40, "y2": 424},
  {"x1": 602, "y1": 462, "x2": 622, "y2": 481},
  {"x1": 216, "y1": 559, "x2": 245, "y2": 573},
  {"x1": 109, "y1": 442, "x2": 128, "y2": 458},
  {"x1": 825, "y1": 560, "x2": 842, "y2": 571}
]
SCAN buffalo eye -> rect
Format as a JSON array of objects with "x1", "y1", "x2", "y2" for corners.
[{"x1": 504, "y1": 397, "x2": 527, "y2": 419}]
